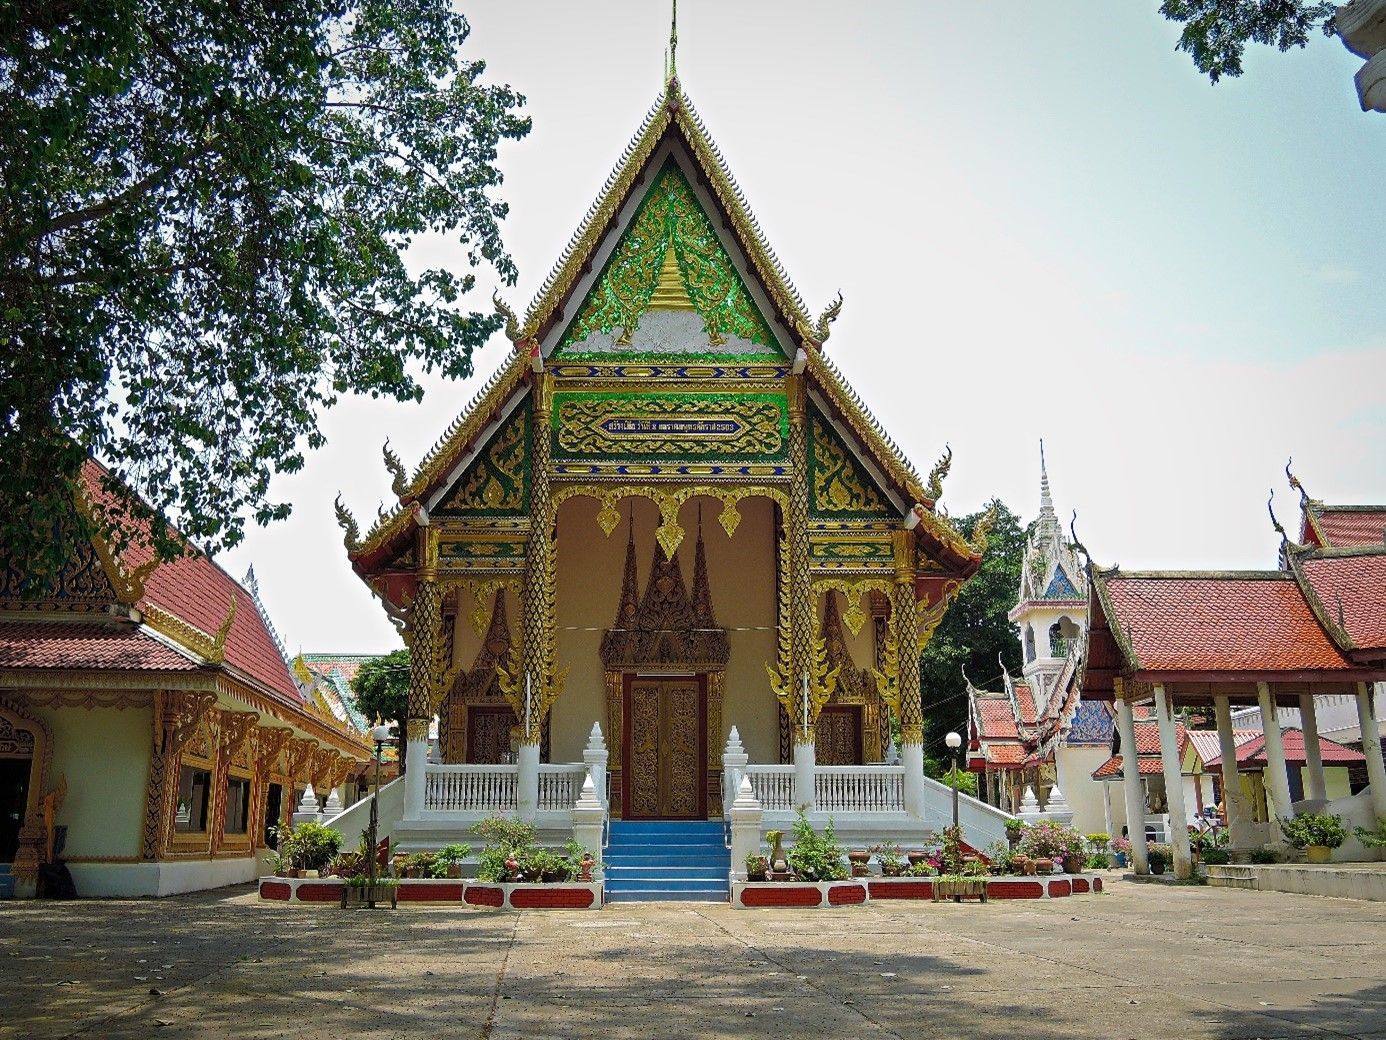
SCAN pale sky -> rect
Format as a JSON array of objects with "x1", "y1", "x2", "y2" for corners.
[{"x1": 221, "y1": 1, "x2": 1386, "y2": 654}]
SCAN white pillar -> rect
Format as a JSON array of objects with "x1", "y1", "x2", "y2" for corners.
[
  {"x1": 570, "y1": 775, "x2": 605, "y2": 882},
  {"x1": 1257, "y1": 683, "x2": 1294, "y2": 828},
  {"x1": 1357, "y1": 682, "x2": 1386, "y2": 821},
  {"x1": 583, "y1": 722, "x2": 609, "y2": 810},
  {"x1": 1299, "y1": 693, "x2": 1327, "y2": 802},
  {"x1": 1102, "y1": 779, "x2": 1114, "y2": 840},
  {"x1": 793, "y1": 740, "x2": 817, "y2": 812},
  {"x1": 1215, "y1": 694, "x2": 1253, "y2": 847},
  {"x1": 404, "y1": 740, "x2": 427, "y2": 820},
  {"x1": 1153, "y1": 685, "x2": 1193, "y2": 879},
  {"x1": 729, "y1": 775, "x2": 763, "y2": 882},
  {"x1": 517, "y1": 742, "x2": 540, "y2": 822},
  {"x1": 721, "y1": 726, "x2": 748, "y2": 818},
  {"x1": 901, "y1": 742, "x2": 926, "y2": 820},
  {"x1": 1115, "y1": 694, "x2": 1150, "y2": 874}
]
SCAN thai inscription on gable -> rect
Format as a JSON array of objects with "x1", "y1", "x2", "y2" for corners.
[{"x1": 551, "y1": 392, "x2": 786, "y2": 462}]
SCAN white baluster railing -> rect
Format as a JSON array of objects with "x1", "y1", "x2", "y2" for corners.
[
  {"x1": 745, "y1": 765, "x2": 796, "y2": 811},
  {"x1": 814, "y1": 766, "x2": 905, "y2": 814},
  {"x1": 537, "y1": 764, "x2": 588, "y2": 811},
  {"x1": 423, "y1": 764, "x2": 517, "y2": 812}
]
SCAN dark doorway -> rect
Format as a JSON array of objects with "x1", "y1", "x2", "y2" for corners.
[
  {"x1": 0, "y1": 758, "x2": 33, "y2": 861},
  {"x1": 264, "y1": 783, "x2": 284, "y2": 848}
]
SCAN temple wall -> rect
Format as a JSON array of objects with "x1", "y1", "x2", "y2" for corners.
[
  {"x1": 550, "y1": 494, "x2": 779, "y2": 765},
  {"x1": 37, "y1": 704, "x2": 150, "y2": 860},
  {"x1": 1056, "y1": 747, "x2": 1113, "y2": 835}
]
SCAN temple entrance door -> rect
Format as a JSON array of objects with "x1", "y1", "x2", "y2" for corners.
[
  {"x1": 623, "y1": 676, "x2": 706, "y2": 819},
  {"x1": 0, "y1": 757, "x2": 32, "y2": 862},
  {"x1": 467, "y1": 706, "x2": 519, "y2": 764},
  {"x1": 815, "y1": 706, "x2": 864, "y2": 766}
]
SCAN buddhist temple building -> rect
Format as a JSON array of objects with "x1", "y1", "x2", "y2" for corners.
[
  {"x1": 1077, "y1": 472, "x2": 1386, "y2": 878},
  {"x1": 336, "y1": 37, "x2": 1004, "y2": 865},
  {"x1": 966, "y1": 449, "x2": 1113, "y2": 833},
  {"x1": 0, "y1": 461, "x2": 371, "y2": 898}
]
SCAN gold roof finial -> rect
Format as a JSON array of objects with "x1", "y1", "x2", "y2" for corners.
[{"x1": 668, "y1": 0, "x2": 679, "y2": 83}]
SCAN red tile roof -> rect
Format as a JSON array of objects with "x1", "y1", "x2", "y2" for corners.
[
  {"x1": 1312, "y1": 507, "x2": 1386, "y2": 548},
  {"x1": 1092, "y1": 753, "x2": 1165, "y2": 779},
  {"x1": 1299, "y1": 552, "x2": 1386, "y2": 652},
  {"x1": 986, "y1": 743, "x2": 1027, "y2": 765},
  {"x1": 1100, "y1": 572, "x2": 1356, "y2": 675},
  {"x1": 78, "y1": 461, "x2": 302, "y2": 701},
  {"x1": 976, "y1": 696, "x2": 1020, "y2": 739},
  {"x1": 0, "y1": 620, "x2": 197, "y2": 671},
  {"x1": 1014, "y1": 682, "x2": 1038, "y2": 725},
  {"x1": 1205, "y1": 728, "x2": 1365, "y2": 768}
]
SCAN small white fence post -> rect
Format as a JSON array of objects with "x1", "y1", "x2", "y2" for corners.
[
  {"x1": 722, "y1": 726, "x2": 748, "y2": 818},
  {"x1": 571, "y1": 775, "x2": 606, "y2": 882},
  {"x1": 584, "y1": 722, "x2": 609, "y2": 810},
  {"x1": 729, "y1": 775, "x2": 763, "y2": 882}
]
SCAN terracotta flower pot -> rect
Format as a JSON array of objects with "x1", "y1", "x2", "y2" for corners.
[
  {"x1": 447, "y1": 864, "x2": 463, "y2": 879},
  {"x1": 1033, "y1": 858, "x2": 1053, "y2": 875},
  {"x1": 1306, "y1": 845, "x2": 1333, "y2": 864}
]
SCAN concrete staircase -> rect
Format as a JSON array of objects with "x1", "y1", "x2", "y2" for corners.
[{"x1": 604, "y1": 820, "x2": 729, "y2": 902}]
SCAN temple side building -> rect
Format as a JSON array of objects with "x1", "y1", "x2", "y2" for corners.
[
  {"x1": 334, "y1": 44, "x2": 1012, "y2": 870},
  {"x1": 0, "y1": 462, "x2": 370, "y2": 898}
]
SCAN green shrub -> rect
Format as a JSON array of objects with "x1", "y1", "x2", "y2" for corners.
[
  {"x1": 436, "y1": 843, "x2": 472, "y2": 865},
  {"x1": 472, "y1": 816, "x2": 539, "y2": 882},
  {"x1": 282, "y1": 821, "x2": 343, "y2": 872},
  {"x1": 1201, "y1": 847, "x2": 1231, "y2": 865},
  {"x1": 940, "y1": 764, "x2": 977, "y2": 796},
  {"x1": 1084, "y1": 852, "x2": 1111, "y2": 870},
  {"x1": 1354, "y1": 819, "x2": 1386, "y2": 848},
  {"x1": 1249, "y1": 846, "x2": 1278, "y2": 864},
  {"x1": 1019, "y1": 820, "x2": 1084, "y2": 861},
  {"x1": 1279, "y1": 812, "x2": 1347, "y2": 850},
  {"x1": 785, "y1": 811, "x2": 847, "y2": 882}
]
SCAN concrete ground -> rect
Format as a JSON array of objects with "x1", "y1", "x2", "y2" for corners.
[{"x1": 1, "y1": 878, "x2": 1383, "y2": 1040}]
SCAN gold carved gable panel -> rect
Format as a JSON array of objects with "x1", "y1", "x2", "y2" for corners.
[
  {"x1": 808, "y1": 409, "x2": 894, "y2": 520},
  {"x1": 435, "y1": 401, "x2": 531, "y2": 518}
]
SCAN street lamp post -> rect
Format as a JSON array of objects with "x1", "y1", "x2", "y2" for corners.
[
  {"x1": 945, "y1": 731, "x2": 963, "y2": 834},
  {"x1": 367, "y1": 718, "x2": 395, "y2": 908}
]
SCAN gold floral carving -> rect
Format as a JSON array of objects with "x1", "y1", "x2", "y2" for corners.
[
  {"x1": 143, "y1": 690, "x2": 217, "y2": 860},
  {"x1": 810, "y1": 415, "x2": 889, "y2": 516},
  {"x1": 810, "y1": 577, "x2": 893, "y2": 637},
  {"x1": 553, "y1": 395, "x2": 784, "y2": 459}
]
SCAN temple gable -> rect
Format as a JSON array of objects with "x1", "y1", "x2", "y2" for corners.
[
  {"x1": 807, "y1": 408, "x2": 895, "y2": 520},
  {"x1": 433, "y1": 399, "x2": 532, "y2": 518}
]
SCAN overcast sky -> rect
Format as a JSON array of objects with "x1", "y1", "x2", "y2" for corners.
[{"x1": 221, "y1": 1, "x2": 1386, "y2": 654}]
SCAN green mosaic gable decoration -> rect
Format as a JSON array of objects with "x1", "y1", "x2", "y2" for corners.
[
  {"x1": 558, "y1": 161, "x2": 777, "y2": 353},
  {"x1": 808, "y1": 409, "x2": 894, "y2": 519},
  {"x1": 435, "y1": 401, "x2": 531, "y2": 517}
]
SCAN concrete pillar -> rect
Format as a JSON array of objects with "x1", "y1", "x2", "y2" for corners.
[
  {"x1": 1102, "y1": 779, "x2": 1114, "y2": 840},
  {"x1": 1214, "y1": 694, "x2": 1253, "y2": 847},
  {"x1": 729, "y1": 775, "x2": 763, "y2": 882},
  {"x1": 1357, "y1": 682, "x2": 1386, "y2": 821},
  {"x1": 1299, "y1": 693, "x2": 1327, "y2": 802},
  {"x1": 570, "y1": 775, "x2": 605, "y2": 882},
  {"x1": 794, "y1": 739, "x2": 817, "y2": 812},
  {"x1": 404, "y1": 741, "x2": 427, "y2": 820},
  {"x1": 583, "y1": 722, "x2": 609, "y2": 810},
  {"x1": 1115, "y1": 693, "x2": 1149, "y2": 874},
  {"x1": 1153, "y1": 685, "x2": 1193, "y2": 879},
  {"x1": 901, "y1": 742, "x2": 926, "y2": 821},
  {"x1": 517, "y1": 742, "x2": 540, "y2": 822},
  {"x1": 721, "y1": 726, "x2": 748, "y2": 818},
  {"x1": 1257, "y1": 683, "x2": 1294, "y2": 827}
]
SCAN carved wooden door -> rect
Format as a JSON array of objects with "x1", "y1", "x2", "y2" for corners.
[
  {"x1": 815, "y1": 706, "x2": 863, "y2": 766},
  {"x1": 466, "y1": 706, "x2": 518, "y2": 764},
  {"x1": 625, "y1": 677, "x2": 704, "y2": 819}
]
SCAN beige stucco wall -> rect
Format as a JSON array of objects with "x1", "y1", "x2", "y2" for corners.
[
  {"x1": 35, "y1": 704, "x2": 150, "y2": 860},
  {"x1": 1056, "y1": 746, "x2": 1115, "y2": 834},
  {"x1": 548, "y1": 493, "x2": 780, "y2": 765}
]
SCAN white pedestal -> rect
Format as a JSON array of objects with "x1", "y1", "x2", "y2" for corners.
[
  {"x1": 517, "y1": 742, "x2": 540, "y2": 822},
  {"x1": 793, "y1": 741, "x2": 817, "y2": 812}
]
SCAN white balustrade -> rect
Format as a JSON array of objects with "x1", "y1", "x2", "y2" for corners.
[
  {"x1": 423, "y1": 764, "x2": 517, "y2": 812},
  {"x1": 814, "y1": 766, "x2": 905, "y2": 814},
  {"x1": 745, "y1": 765, "x2": 795, "y2": 811},
  {"x1": 537, "y1": 764, "x2": 588, "y2": 811}
]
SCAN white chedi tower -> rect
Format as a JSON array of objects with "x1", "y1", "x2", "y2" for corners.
[{"x1": 1008, "y1": 443, "x2": 1088, "y2": 716}]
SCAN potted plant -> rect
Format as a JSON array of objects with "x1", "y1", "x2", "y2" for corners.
[
  {"x1": 437, "y1": 843, "x2": 472, "y2": 879},
  {"x1": 1111, "y1": 836, "x2": 1131, "y2": 867},
  {"x1": 1032, "y1": 857, "x2": 1054, "y2": 875},
  {"x1": 1249, "y1": 846, "x2": 1278, "y2": 864},
  {"x1": 1280, "y1": 812, "x2": 1347, "y2": 864},
  {"x1": 288, "y1": 821, "x2": 343, "y2": 878},
  {"x1": 473, "y1": 816, "x2": 540, "y2": 883},
  {"x1": 1146, "y1": 842, "x2": 1172, "y2": 875},
  {"x1": 906, "y1": 849, "x2": 930, "y2": 869},
  {"x1": 873, "y1": 840, "x2": 906, "y2": 877},
  {"x1": 341, "y1": 874, "x2": 400, "y2": 908},
  {"x1": 746, "y1": 852, "x2": 769, "y2": 882},
  {"x1": 766, "y1": 830, "x2": 789, "y2": 880},
  {"x1": 847, "y1": 849, "x2": 871, "y2": 876},
  {"x1": 1005, "y1": 819, "x2": 1024, "y2": 850},
  {"x1": 785, "y1": 811, "x2": 847, "y2": 882}
]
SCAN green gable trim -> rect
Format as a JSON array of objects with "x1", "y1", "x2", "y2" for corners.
[
  {"x1": 434, "y1": 400, "x2": 531, "y2": 518},
  {"x1": 557, "y1": 161, "x2": 777, "y2": 352},
  {"x1": 550, "y1": 390, "x2": 788, "y2": 463},
  {"x1": 808, "y1": 408, "x2": 895, "y2": 520}
]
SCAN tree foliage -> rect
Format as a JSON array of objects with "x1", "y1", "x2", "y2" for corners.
[
  {"x1": 919, "y1": 501, "x2": 1027, "y2": 777},
  {"x1": 1160, "y1": 0, "x2": 1337, "y2": 83},
  {"x1": 350, "y1": 648, "x2": 410, "y2": 769},
  {"x1": 1, "y1": 0, "x2": 530, "y2": 581}
]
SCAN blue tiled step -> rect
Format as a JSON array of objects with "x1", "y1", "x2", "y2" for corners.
[
  {"x1": 0, "y1": 864, "x2": 14, "y2": 899},
  {"x1": 604, "y1": 819, "x2": 729, "y2": 902},
  {"x1": 605, "y1": 865, "x2": 728, "y2": 880},
  {"x1": 605, "y1": 854, "x2": 729, "y2": 868},
  {"x1": 606, "y1": 889, "x2": 726, "y2": 902}
]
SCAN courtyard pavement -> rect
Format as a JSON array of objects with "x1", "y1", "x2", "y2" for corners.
[{"x1": 1, "y1": 877, "x2": 1384, "y2": 1039}]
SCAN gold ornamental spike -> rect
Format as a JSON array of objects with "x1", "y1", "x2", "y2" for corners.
[{"x1": 648, "y1": 242, "x2": 696, "y2": 311}]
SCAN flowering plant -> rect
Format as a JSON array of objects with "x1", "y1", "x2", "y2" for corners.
[
  {"x1": 1018, "y1": 820, "x2": 1085, "y2": 861},
  {"x1": 1110, "y1": 837, "x2": 1132, "y2": 854}
]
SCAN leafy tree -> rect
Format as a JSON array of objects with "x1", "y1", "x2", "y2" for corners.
[
  {"x1": 350, "y1": 649, "x2": 410, "y2": 771},
  {"x1": 918, "y1": 501, "x2": 1027, "y2": 777},
  {"x1": 1, "y1": 1, "x2": 530, "y2": 582},
  {"x1": 1160, "y1": 1, "x2": 1337, "y2": 83}
]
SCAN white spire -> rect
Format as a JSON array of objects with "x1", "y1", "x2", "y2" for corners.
[{"x1": 1039, "y1": 439, "x2": 1054, "y2": 519}]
